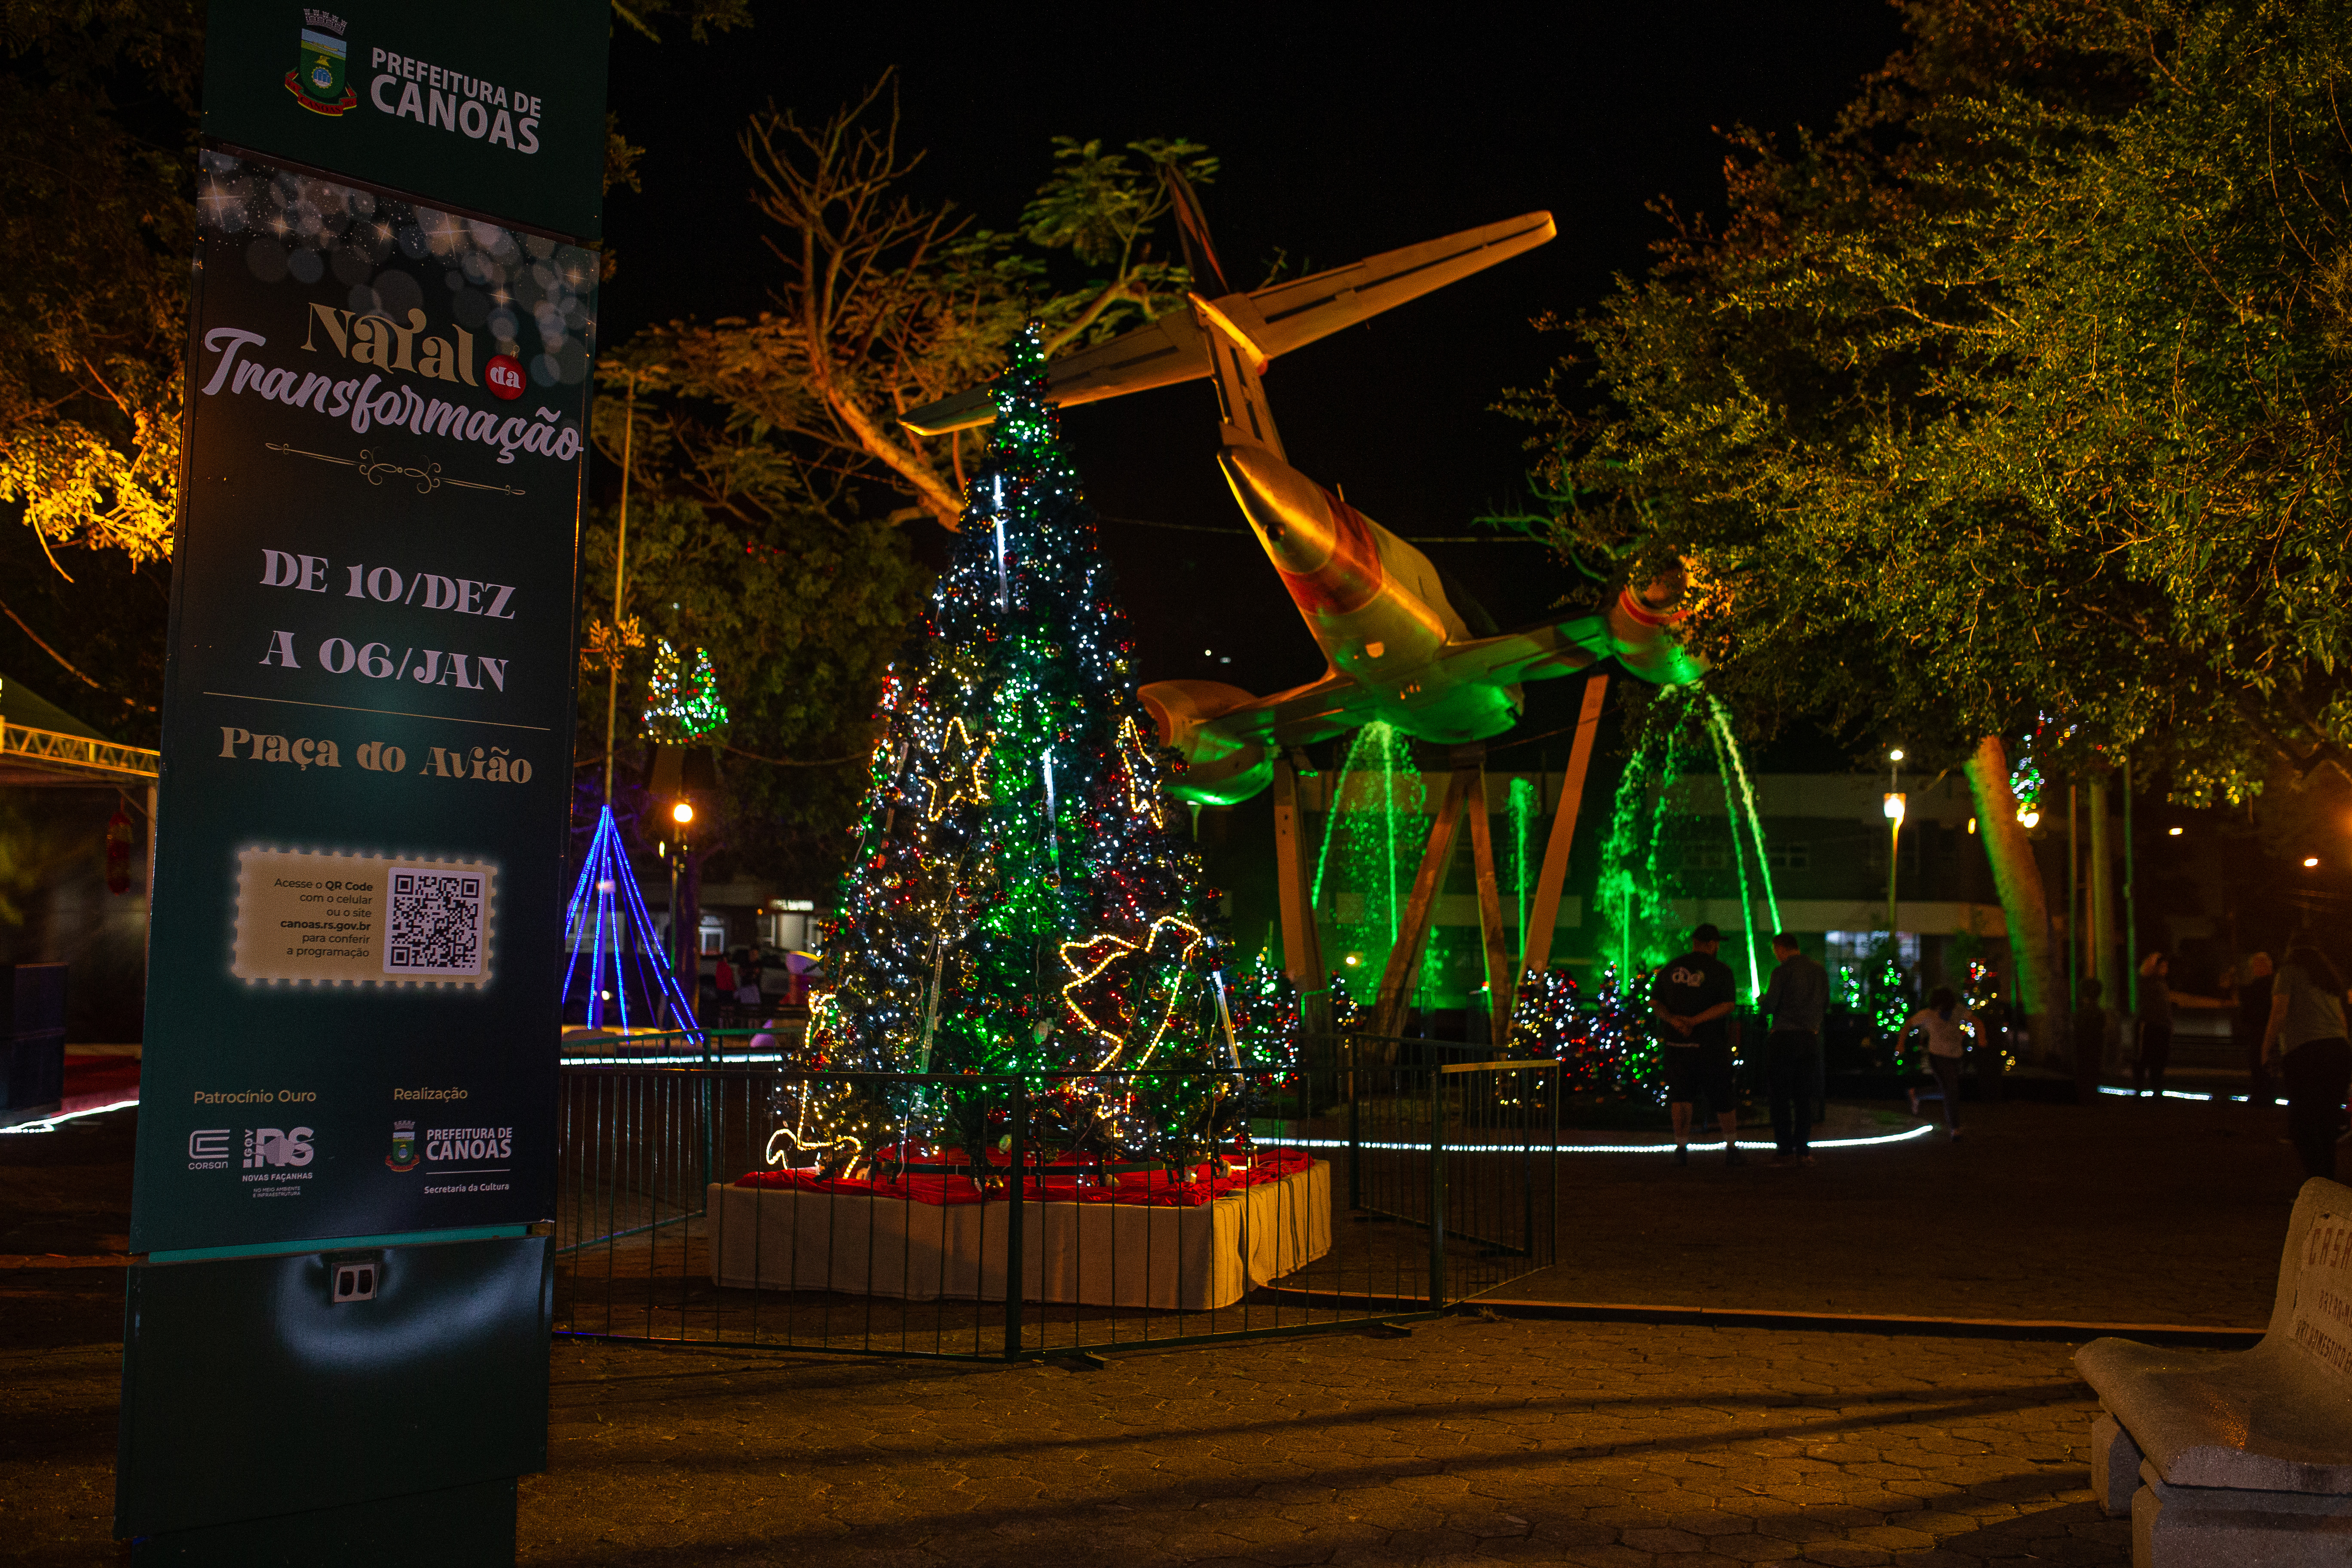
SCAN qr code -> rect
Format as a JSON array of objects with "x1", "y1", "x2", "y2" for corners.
[{"x1": 385, "y1": 868, "x2": 485, "y2": 976}]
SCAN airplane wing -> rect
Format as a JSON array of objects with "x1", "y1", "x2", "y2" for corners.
[
  {"x1": 900, "y1": 211, "x2": 1557, "y2": 436},
  {"x1": 1419, "y1": 618, "x2": 1615, "y2": 690},
  {"x1": 1249, "y1": 211, "x2": 1556, "y2": 358}
]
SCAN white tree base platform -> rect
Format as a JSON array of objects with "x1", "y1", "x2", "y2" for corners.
[{"x1": 705, "y1": 1158, "x2": 1332, "y2": 1311}]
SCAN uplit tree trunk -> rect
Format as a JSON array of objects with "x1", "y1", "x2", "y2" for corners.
[
  {"x1": 1964, "y1": 735, "x2": 2061, "y2": 1066},
  {"x1": 2086, "y1": 769, "x2": 2121, "y2": 1019}
]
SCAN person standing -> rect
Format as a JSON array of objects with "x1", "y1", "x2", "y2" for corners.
[
  {"x1": 2133, "y1": 952, "x2": 2226, "y2": 1096},
  {"x1": 1903, "y1": 986, "x2": 1974, "y2": 1138},
  {"x1": 2263, "y1": 946, "x2": 2351, "y2": 1182},
  {"x1": 1653, "y1": 923, "x2": 1742, "y2": 1167},
  {"x1": 2234, "y1": 952, "x2": 2277, "y2": 1104},
  {"x1": 1760, "y1": 932, "x2": 1828, "y2": 1167}
]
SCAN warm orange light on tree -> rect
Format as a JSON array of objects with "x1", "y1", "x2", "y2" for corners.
[
  {"x1": 2304, "y1": 856, "x2": 2320, "y2": 868},
  {"x1": 671, "y1": 800, "x2": 695, "y2": 826}
]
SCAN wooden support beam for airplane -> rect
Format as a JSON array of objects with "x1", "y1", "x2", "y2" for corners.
[
  {"x1": 1372, "y1": 764, "x2": 1475, "y2": 1039},
  {"x1": 1512, "y1": 675, "x2": 1610, "y2": 1016},
  {"x1": 1271, "y1": 750, "x2": 1329, "y2": 1034},
  {"x1": 1461, "y1": 748, "x2": 1513, "y2": 1046}
]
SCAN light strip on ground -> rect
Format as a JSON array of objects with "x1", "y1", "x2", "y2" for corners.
[
  {"x1": 0, "y1": 1097, "x2": 141, "y2": 1134},
  {"x1": 1273, "y1": 1124, "x2": 1937, "y2": 1155},
  {"x1": 2096, "y1": 1085, "x2": 2282, "y2": 1104},
  {"x1": 560, "y1": 1052, "x2": 788, "y2": 1066}
]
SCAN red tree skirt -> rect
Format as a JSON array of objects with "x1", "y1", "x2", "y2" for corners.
[{"x1": 735, "y1": 1146, "x2": 1315, "y2": 1209}]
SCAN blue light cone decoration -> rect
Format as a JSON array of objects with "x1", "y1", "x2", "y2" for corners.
[{"x1": 563, "y1": 805, "x2": 701, "y2": 1038}]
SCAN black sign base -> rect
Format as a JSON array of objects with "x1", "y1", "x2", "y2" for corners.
[
  {"x1": 116, "y1": 1236, "x2": 548, "y2": 1547},
  {"x1": 131, "y1": 1477, "x2": 516, "y2": 1565}
]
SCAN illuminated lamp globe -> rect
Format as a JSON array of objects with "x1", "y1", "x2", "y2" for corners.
[
  {"x1": 2305, "y1": 856, "x2": 2321, "y2": 869},
  {"x1": 1889, "y1": 747, "x2": 1905, "y2": 762},
  {"x1": 671, "y1": 800, "x2": 695, "y2": 826}
]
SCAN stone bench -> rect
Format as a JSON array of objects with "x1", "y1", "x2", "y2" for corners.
[{"x1": 2076, "y1": 1176, "x2": 2352, "y2": 1566}]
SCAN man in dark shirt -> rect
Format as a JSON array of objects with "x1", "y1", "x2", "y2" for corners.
[
  {"x1": 2236, "y1": 952, "x2": 2276, "y2": 1104},
  {"x1": 1653, "y1": 923, "x2": 1742, "y2": 1166},
  {"x1": 1760, "y1": 932, "x2": 1827, "y2": 1166}
]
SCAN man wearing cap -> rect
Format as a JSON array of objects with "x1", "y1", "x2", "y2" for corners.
[{"x1": 1653, "y1": 923, "x2": 1743, "y2": 1166}]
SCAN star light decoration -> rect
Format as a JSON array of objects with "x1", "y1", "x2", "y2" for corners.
[{"x1": 795, "y1": 325, "x2": 1301, "y2": 1169}]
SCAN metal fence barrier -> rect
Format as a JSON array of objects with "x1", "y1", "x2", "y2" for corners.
[{"x1": 554, "y1": 1034, "x2": 1559, "y2": 1360}]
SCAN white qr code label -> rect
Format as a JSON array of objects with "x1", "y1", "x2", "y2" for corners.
[
  {"x1": 385, "y1": 867, "x2": 487, "y2": 977},
  {"x1": 230, "y1": 848, "x2": 496, "y2": 987}
]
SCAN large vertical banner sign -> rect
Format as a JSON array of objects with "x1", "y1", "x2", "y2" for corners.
[
  {"x1": 129, "y1": 154, "x2": 595, "y2": 1251},
  {"x1": 117, "y1": 2, "x2": 606, "y2": 1551}
]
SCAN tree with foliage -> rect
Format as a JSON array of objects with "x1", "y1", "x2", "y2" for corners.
[
  {"x1": 0, "y1": 0, "x2": 747, "y2": 737},
  {"x1": 614, "y1": 75, "x2": 1216, "y2": 527},
  {"x1": 806, "y1": 326, "x2": 1295, "y2": 1164},
  {"x1": 1506, "y1": 0, "x2": 2352, "y2": 1041},
  {"x1": 0, "y1": 2, "x2": 200, "y2": 576},
  {"x1": 573, "y1": 486, "x2": 927, "y2": 891},
  {"x1": 577, "y1": 93, "x2": 1222, "y2": 886}
]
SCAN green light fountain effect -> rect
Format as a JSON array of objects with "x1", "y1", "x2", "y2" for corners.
[
  {"x1": 1508, "y1": 775, "x2": 1540, "y2": 950},
  {"x1": 1312, "y1": 721, "x2": 1426, "y2": 1004},
  {"x1": 1596, "y1": 686, "x2": 1779, "y2": 998}
]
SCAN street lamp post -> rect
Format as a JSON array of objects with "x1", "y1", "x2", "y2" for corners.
[
  {"x1": 1884, "y1": 748, "x2": 1907, "y2": 948},
  {"x1": 670, "y1": 799, "x2": 694, "y2": 1025}
]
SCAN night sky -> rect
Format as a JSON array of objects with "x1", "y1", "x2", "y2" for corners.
[{"x1": 603, "y1": 4, "x2": 1907, "y2": 752}]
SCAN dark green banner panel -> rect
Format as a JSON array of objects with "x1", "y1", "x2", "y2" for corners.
[
  {"x1": 202, "y1": 0, "x2": 608, "y2": 241},
  {"x1": 128, "y1": 147, "x2": 591, "y2": 1254}
]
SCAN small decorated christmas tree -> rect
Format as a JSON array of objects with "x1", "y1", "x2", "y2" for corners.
[
  {"x1": 641, "y1": 640, "x2": 728, "y2": 743},
  {"x1": 807, "y1": 325, "x2": 1296, "y2": 1164}
]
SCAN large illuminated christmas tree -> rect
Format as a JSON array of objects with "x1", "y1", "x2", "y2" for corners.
[{"x1": 806, "y1": 325, "x2": 1295, "y2": 1164}]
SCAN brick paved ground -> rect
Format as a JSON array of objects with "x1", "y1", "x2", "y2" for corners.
[
  {"x1": 3, "y1": 1315, "x2": 2125, "y2": 1566},
  {"x1": 1516, "y1": 1095, "x2": 2293, "y2": 1326},
  {"x1": 3, "y1": 1096, "x2": 2300, "y2": 1562},
  {"x1": 513, "y1": 1316, "x2": 2122, "y2": 1567}
]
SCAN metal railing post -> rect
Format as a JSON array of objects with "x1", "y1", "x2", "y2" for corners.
[
  {"x1": 1004, "y1": 1077, "x2": 1026, "y2": 1361},
  {"x1": 698, "y1": 1066, "x2": 715, "y2": 1196},
  {"x1": 1521, "y1": 1073, "x2": 1534, "y2": 1259},
  {"x1": 1549, "y1": 1064, "x2": 1562, "y2": 1269},
  {"x1": 1427, "y1": 1067, "x2": 1446, "y2": 1308},
  {"x1": 1346, "y1": 1035, "x2": 1361, "y2": 1212}
]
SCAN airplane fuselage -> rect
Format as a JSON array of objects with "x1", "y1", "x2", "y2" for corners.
[{"x1": 1217, "y1": 444, "x2": 1522, "y2": 745}]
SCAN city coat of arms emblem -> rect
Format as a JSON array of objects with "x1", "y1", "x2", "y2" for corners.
[
  {"x1": 286, "y1": 9, "x2": 358, "y2": 116},
  {"x1": 386, "y1": 1120, "x2": 420, "y2": 1172}
]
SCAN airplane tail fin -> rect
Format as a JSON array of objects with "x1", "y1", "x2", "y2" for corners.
[
  {"x1": 1191, "y1": 292, "x2": 1285, "y2": 461},
  {"x1": 1159, "y1": 163, "x2": 1232, "y2": 297}
]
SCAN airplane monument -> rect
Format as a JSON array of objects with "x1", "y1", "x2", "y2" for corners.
[{"x1": 903, "y1": 178, "x2": 1703, "y2": 1040}]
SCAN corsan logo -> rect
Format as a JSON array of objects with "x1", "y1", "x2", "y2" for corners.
[{"x1": 285, "y1": 11, "x2": 358, "y2": 118}]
